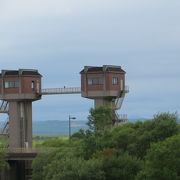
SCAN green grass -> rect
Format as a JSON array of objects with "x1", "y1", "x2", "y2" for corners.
[{"x1": 33, "y1": 135, "x2": 69, "y2": 147}]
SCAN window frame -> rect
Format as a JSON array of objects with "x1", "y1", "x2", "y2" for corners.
[
  {"x1": 4, "y1": 81, "x2": 20, "y2": 88},
  {"x1": 112, "y1": 77, "x2": 118, "y2": 85},
  {"x1": 88, "y1": 77, "x2": 104, "y2": 85}
]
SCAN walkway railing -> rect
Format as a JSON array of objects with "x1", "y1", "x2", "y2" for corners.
[{"x1": 41, "y1": 87, "x2": 81, "y2": 95}]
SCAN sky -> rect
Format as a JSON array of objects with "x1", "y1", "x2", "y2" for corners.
[{"x1": 0, "y1": 0, "x2": 180, "y2": 121}]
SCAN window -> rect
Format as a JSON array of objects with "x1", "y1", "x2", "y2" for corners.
[
  {"x1": 31, "y1": 81, "x2": 35, "y2": 91},
  {"x1": 88, "y1": 77, "x2": 103, "y2": 85},
  {"x1": 112, "y1": 77, "x2": 118, "y2": 85},
  {"x1": 37, "y1": 81, "x2": 40, "y2": 93},
  {"x1": 4, "y1": 81, "x2": 19, "y2": 88}
]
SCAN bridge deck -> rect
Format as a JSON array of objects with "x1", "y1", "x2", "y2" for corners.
[{"x1": 41, "y1": 87, "x2": 81, "y2": 95}]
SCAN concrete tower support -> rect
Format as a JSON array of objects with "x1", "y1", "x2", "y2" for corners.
[
  {"x1": 9, "y1": 101, "x2": 32, "y2": 149},
  {"x1": 94, "y1": 99, "x2": 113, "y2": 107}
]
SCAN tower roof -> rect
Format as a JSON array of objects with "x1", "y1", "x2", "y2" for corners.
[
  {"x1": 80, "y1": 65, "x2": 126, "y2": 74},
  {"x1": 0, "y1": 69, "x2": 42, "y2": 77}
]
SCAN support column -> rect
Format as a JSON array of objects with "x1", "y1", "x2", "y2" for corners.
[{"x1": 9, "y1": 101, "x2": 32, "y2": 149}]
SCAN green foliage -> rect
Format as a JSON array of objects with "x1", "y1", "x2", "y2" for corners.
[
  {"x1": 136, "y1": 134, "x2": 180, "y2": 180},
  {"x1": 32, "y1": 149, "x2": 59, "y2": 180},
  {"x1": 0, "y1": 148, "x2": 8, "y2": 172},
  {"x1": 93, "y1": 148, "x2": 141, "y2": 180},
  {"x1": 44, "y1": 154, "x2": 105, "y2": 180},
  {"x1": 87, "y1": 106, "x2": 113, "y2": 132},
  {"x1": 32, "y1": 112, "x2": 180, "y2": 180}
]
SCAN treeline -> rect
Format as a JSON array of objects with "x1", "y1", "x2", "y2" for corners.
[{"x1": 32, "y1": 107, "x2": 180, "y2": 180}]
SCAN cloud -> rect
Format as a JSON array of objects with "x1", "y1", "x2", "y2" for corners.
[{"x1": 0, "y1": 0, "x2": 179, "y2": 120}]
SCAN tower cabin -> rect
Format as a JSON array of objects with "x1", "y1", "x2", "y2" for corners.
[
  {"x1": 80, "y1": 65, "x2": 128, "y2": 123},
  {"x1": 80, "y1": 65, "x2": 126, "y2": 106},
  {"x1": 0, "y1": 69, "x2": 42, "y2": 101}
]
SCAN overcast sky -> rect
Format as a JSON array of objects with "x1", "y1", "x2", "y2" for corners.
[{"x1": 0, "y1": 0, "x2": 180, "y2": 121}]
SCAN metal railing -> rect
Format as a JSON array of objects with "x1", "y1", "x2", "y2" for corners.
[
  {"x1": 124, "y1": 85, "x2": 129, "y2": 93},
  {"x1": 115, "y1": 113, "x2": 128, "y2": 123},
  {"x1": 41, "y1": 87, "x2": 81, "y2": 95}
]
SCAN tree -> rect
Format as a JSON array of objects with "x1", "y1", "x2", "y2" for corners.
[
  {"x1": 136, "y1": 134, "x2": 180, "y2": 180},
  {"x1": 0, "y1": 148, "x2": 8, "y2": 172},
  {"x1": 127, "y1": 112, "x2": 179, "y2": 159},
  {"x1": 87, "y1": 106, "x2": 113, "y2": 132},
  {"x1": 32, "y1": 149, "x2": 58, "y2": 180},
  {"x1": 93, "y1": 149, "x2": 141, "y2": 180}
]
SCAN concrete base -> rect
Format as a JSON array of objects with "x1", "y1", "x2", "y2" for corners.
[{"x1": 0, "y1": 160, "x2": 32, "y2": 180}]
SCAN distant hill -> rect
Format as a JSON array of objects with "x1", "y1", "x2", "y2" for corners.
[{"x1": 33, "y1": 120, "x2": 88, "y2": 136}]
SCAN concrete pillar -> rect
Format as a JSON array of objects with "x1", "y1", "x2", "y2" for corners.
[
  {"x1": 9, "y1": 101, "x2": 32, "y2": 149},
  {"x1": 94, "y1": 99, "x2": 112, "y2": 107}
]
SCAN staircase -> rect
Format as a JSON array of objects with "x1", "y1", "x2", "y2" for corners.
[
  {"x1": 0, "y1": 100, "x2": 9, "y2": 138},
  {"x1": 0, "y1": 119, "x2": 9, "y2": 135},
  {"x1": 114, "y1": 85, "x2": 129, "y2": 110},
  {"x1": 112, "y1": 86, "x2": 129, "y2": 124},
  {"x1": 0, "y1": 100, "x2": 9, "y2": 114}
]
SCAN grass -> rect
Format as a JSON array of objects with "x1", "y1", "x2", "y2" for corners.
[{"x1": 33, "y1": 135, "x2": 69, "y2": 147}]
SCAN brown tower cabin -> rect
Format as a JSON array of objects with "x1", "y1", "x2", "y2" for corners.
[
  {"x1": 0, "y1": 69, "x2": 42, "y2": 149},
  {"x1": 80, "y1": 65, "x2": 128, "y2": 123}
]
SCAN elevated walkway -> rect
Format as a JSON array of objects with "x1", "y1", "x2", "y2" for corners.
[{"x1": 41, "y1": 87, "x2": 81, "y2": 95}]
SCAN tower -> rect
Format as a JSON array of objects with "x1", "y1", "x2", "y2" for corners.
[
  {"x1": 80, "y1": 65, "x2": 129, "y2": 123},
  {"x1": 0, "y1": 69, "x2": 42, "y2": 149}
]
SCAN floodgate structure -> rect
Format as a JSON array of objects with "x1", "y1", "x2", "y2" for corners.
[{"x1": 0, "y1": 65, "x2": 128, "y2": 180}]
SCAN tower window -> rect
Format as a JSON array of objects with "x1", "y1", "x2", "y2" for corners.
[
  {"x1": 31, "y1": 81, "x2": 35, "y2": 91},
  {"x1": 112, "y1": 77, "x2": 118, "y2": 85},
  {"x1": 88, "y1": 77, "x2": 103, "y2": 85},
  {"x1": 4, "y1": 81, "x2": 19, "y2": 88}
]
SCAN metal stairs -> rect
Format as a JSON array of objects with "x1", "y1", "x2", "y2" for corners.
[
  {"x1": 112, "y1": 86, "x2": 129, "y2": 124},
  {"x1": 0, "y1": 100, "x2": 9, "y2": 114},
  {"x1": 0, "y1": 100, "x2": 9, "y2": 138}
]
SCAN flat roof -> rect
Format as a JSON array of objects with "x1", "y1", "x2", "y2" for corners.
[
  {"x1": 0, "y1": 69, "x2": 42, "y2": 77},
  {"x1": 80, "y1": 65, "x2": 126, "y2": 74}
]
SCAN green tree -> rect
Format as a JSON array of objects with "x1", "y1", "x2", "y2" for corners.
[
  {"x1": 125, "y1": 112, "x2": 179, "y2": 159},
  {"x1": 136, "y1": 134, "x2": 180, "y2": 180},
  {"x1": 32, "y1": 149, "x2": 58, "y2": 180},
  {"x1": 87, "y1": 106, "x2": 113, "y2": 132},
  {"x1": 0, "y1": 148, "x2": 8, "y2": 172},
  {"x1": 93, "y1": 148, "x2": 141, "y2": 180}
]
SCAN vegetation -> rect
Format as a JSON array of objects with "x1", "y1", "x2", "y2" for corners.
[
  {"x1": 0, "y1": 148, "x2": 8, "y2": 172},
  {"x1": 0, "y1": 137, "x2": 9, "y2": 172},
  {"x1": 32, "y1": 108, "x2": 180, "y2": 180}
]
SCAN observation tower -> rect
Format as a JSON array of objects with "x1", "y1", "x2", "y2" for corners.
[
  {"x1": 80, "y1": 65, "x2": 129, "y2": 123},
  {"x1": 0, "y1": 69, "x2": 42, "y2": 149}
]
